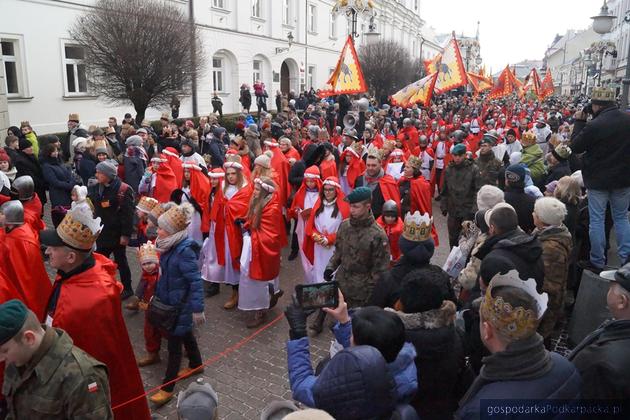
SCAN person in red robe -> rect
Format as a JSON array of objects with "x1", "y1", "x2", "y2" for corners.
[
  {"x1": 11, "y1": 176, "x2": 46, "y2": 233},
  {"x1": 162, "y1": 147, "x2": 183, "y2": 189},
  {"x1": 338, "y1": 143, "x2": 366, "y2": 195},
  {"x1": 279, "y1": 137, "x2": 301, "y2": 165},
  {"x1": 153, "y1": 154, "x2": 179, "y2": 203},
  {"x1": 0, "y1": 200, "x2": 51, "y2": 320},
  {"x1": 399, "y1": 156, "x2": 439, "y2": 246},
  {"x1": 397, "y1": 119, "x2": 419, "y2": 152},
  {"x1": 40, "y1": 206, "x2": 151, "y2": 420},
  {"x1": 0, "y1": 268, "x2": 22, "y2": 409},
  {"x1": 212, "y1": 155, "x2": 253, "y2": 309},
  {"x1": 376, "y1": 200, "x2": 404, "y2": 263},
  {"x1": 264, "y1": 139, "x2": 291, "y2": 208},
  {"x1": 238, "y1": 176, "x2": 286, "y2": 328},
  {"x1": 183, "y1": 163, "x2": 211, "y2": 235},
  {"x1": 319, "y1": 143, "x2": 337, "y2": 180}
]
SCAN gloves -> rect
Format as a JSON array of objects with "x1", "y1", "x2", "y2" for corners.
[
  {"x1": 193, "y1": 312, "x2": 206, "y2": 326},
  {"x1": 323, "y1": 268, "x2": 334, "y2": 282},
  {"x1": 284, "y1": 303, "x2": 307, "y2": 340}
]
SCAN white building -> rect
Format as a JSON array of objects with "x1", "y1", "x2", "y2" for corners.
[
  {"x1": 598, "y1": 0, "x2": 630, "y2": 92},
  {"x1": 1, "y1": 0, "x2": 438, "y2": 134}
]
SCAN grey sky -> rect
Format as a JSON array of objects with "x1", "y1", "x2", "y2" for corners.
[{"x1": 420, "y1": 0, "x2": 599, "y2": 73}]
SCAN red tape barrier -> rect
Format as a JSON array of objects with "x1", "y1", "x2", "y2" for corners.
[{"x1": 112, "y1": 312, "x2": 285, "y2": 410}]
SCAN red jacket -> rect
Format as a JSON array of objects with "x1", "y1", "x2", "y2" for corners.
[{"x1": 248, "y1": 193, "x2": 286, "y2": 280}]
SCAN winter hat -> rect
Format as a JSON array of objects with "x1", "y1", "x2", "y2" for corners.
[
  {"x1": 136, "y1": 128, "x2": 148, "y2": 135},
  {"x1": 545, "y1": 180, "x2": 559, "y2": 195},
  {"x1": 125, "y1": 135, "x2": 143, "y2": 147},
  {"x1": 158, "y1": 202, "x2": 193, "y2": 235},
  {"x1": 94, "y1": 139, "x2": 109, "y2": 156},
  {"x1": 0, "y1": 299, "x2": 28, "y2": 345},
  {"x1": 212, "y1": 126, "x2": 226, "y2": 140},
  {"x1": 484, "y1": 202, "x2": 516, "y2": 228},
  {"x1": 284, "y1": 409, "x2": 334, "y2": 420},
  {"x1": 509, "y1": 152, "x2": 522, "y2": 166},
  {"x1": 0, "y1": 149, "x2": 11, "y2": 164},
  {"x1": 254, "y1": 151, "x2": 272, "y2": 169},
  {"x1": 571, "y1": 170, "x2": 584, "y2": 188},
  {"x1": 148, "y1": 202, "x2": 174, "y2": 225},
  {"x1": 534, "y1": 197, "x2": 567, "y2": 226},
  {"x1": 176, "y1": 379, "x2": 218, "y2": 420},
  {"x1": 476, "y1": 185, "x2": 505, "y2": 211},
  {"x1": 246, "y1": 124, "x2": 259, "y2": 135},
  {"x1": 181, "y1": 138, "x2": 195, "y2": 149},
  {"x1": 506, "y1": 128, "x2": 516, "y2": 138},
  {"x1": 260, "y1": 400, "x2": 300, "y2": 420},
  {"x1": 18, "y1": 138, "x2": 32, "y2": 151},
  {"x1": 138, "y1": 241, "x2": 159, "y2": 264},
  {"x1": 95, "y1": 161, "x2": 118, "y2": 180},
  {"x1": 505, "y1": 164, "x2": 526, "y2": 186},
  {"x1": 551, "y1": 144, "x2": 571, "y2": 162},
  {"x1": 72, "y1": 185, "x2": 88, "y2": 202}
]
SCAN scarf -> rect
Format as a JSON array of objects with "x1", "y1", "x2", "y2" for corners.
[
  {"x1": 156, "y1": 229, "x2": 188, "y2": 253},
  {"x1": 125, "y1": 145, "x2": 148, "y2": 162},
  {"x1": 459, "y1": 333, "x2": 552, "y2": 406}
]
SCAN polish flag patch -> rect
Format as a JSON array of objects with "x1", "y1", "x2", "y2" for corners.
[{"x1": 88, "y1": 382, "x2": 98, "y2": 393}]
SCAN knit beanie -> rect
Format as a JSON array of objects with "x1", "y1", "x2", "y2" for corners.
[
  {"x1": 551, "y1": 144, "x2": 571, "y2": 162},
  {"x1": 509, "y1": 152, "x2": 522, "y2": 166},
  {"x1": 476, "y1": 185, "x2": 504, "y2": 211},
  {"x1": 18, "y1": 138, "x2": 32, "y2": 151},
  {"x1": 125, "y1": 135, "x2": 143, "y2": 147},
  {"x1": 0, "y1": 149, "x2": 10, "y2": 164},
  {"x1": 95, "y1": 161, "x2": 118, "y2": 180},
  {"x1": 505, "y1": 164, "x2": 526, "y2": 186},
  {"x1": 534, "y1": 197, "x2": 567, "y2": 226},
  {"x1": 254, "y1": 151, "x2": 272, "y2": 169},
  {"x1": 158, "y1": 203, "x2": 193, "y2": 234}
]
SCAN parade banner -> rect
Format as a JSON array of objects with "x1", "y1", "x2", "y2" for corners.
[
  {"x1": 433, "y1": 35, "x2": 468, "y2": 94},
  {"x1": 391, "y1": 71, "x2": 439, "y2": 108},
  {"x1": 318, "y1": 35, "x2": 368, "y2": 97},
  {"x1": 467, "y1": 71, "x2": 493, "y2": 93},
  {"x1": 540, "y1": 69, "x2": 554, "y2": 99},
  {"x1": 424, "y1": 53, "x2": 442, "y2": 75},
  {"x1": 523, "y1": 68, "x2": 542, "y2": 98},
  {"x1": 488, "y1": 66, "x2": 515, "y2": 99}
]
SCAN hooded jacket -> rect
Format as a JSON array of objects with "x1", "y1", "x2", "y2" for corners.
[{"x1": 476, "y1": 228, "x2": 544, "y2": 290}]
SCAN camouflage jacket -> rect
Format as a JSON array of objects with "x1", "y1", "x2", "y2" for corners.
[
  {"x1": 440, "y1": 159, "x2": 480, "y2": 218},
  {"x1": 3, "y1": 327, "x2": 113, "y2": 420},
  {"x1": 535, "y1": 225, "x2": 572, "y2": 299},
  {"x1": 476, "y1": 152, "x2": 502, "y2": 187},
  {"x1": 326, "y1": 213, "x2": 390, "y2": 307}
]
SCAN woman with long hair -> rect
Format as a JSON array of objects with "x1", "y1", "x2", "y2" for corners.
[
  {"x1": 238, "y1": 176, "x2": 286, "y2": 328},
  {"x1": 209, "y1": 154, "x2": 253, "y2": 309},
  {"x1": 338, "y1": 142, "x2": 366, "y2": 195}
]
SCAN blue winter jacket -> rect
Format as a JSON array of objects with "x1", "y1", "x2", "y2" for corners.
[
  {"x1": 332, "y1": 321, "x2": 418, "y2": 403},
  {"x1": 457, "y1": 352, "x2": 582, "y2": 419},
  {"x1": 155, "y1": 238, "x2": 204, "y2": 336}
]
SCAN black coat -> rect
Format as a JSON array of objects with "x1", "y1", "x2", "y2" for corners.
[
  {"x1": 569, "y1": 319, "x2": 630, "y2": 399},
  {"x1": 545, "y1": 160, "x2": 571, "y2": 185},
  {"x1": 88, "y1": 178, "x2": 135, "y2": 248},
  {"x1": 123, "y1": 155, "x2": 146, "y2": 194},
  {"x1": 504, "y1": 186, "x2": 536, "y2": 233},
  {"x1": 41, "y1": 156, "x2": 75, "y2": 207},
  {"x1": 13, "y1": 150, "x2": 47, "y2": 204},
  {"x1": 476, "y1": 228, "x2": 545, "y2": 290},
  {"x1": 571, "y1": 106, "x2": 630, "y2": 190}
]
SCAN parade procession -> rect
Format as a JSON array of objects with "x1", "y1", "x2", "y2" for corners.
[{"x1": 1, "y1": 0, "x2": 630, "y2": 418}]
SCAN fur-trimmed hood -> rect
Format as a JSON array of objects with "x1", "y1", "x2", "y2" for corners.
[{"x1": 386, "y1": 300, "x2": 456, "y2": 330}]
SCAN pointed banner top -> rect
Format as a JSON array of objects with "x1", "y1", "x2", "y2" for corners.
[
  {"x1": 433, "y1": 36, "x2": 467, "y2": 94},
  {"x1": 391, "y1": 72, "x2": 439, "y2": 108},
  {"x1": 318, "y1": 35, "x2": 367, "y2": 98}
]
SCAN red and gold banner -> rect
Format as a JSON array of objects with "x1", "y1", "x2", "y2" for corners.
[
  {"x1": 318, "y1": 35, "x2": 368, "y2": 97},
  {"x1": 523, "y1": 68, "x2": 542, "y2": 98},
  {"x1": 467, "y1": 71, "x2": 493, "y2": 93},
  {"x1": 433, "y1": 36, "x2": 468, "y2": 94},
  {"x1": 391, "y1": 72, "x2": 439, "y2": 108},
  {"x1": 424, "y1": 53, "x2": 442, "y2": 75},
  {"x1": 539, "y1": 69, "x2": 554, "y2": 99}
]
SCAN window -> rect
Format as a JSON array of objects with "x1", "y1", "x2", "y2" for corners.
[
  {"x1": 253, "y1": 60, "x2": 262, "y2": 85},
  {"x1": 212, "y1": 57, "x2": 224, "y2": 92},
  {"x1": 308, "y1": 4, "x2": 317, "y2": 33},
  {"x1": 252, "y1": 0, "x2": 262, "y2": 18},
  {"x1": 212, "y1": 0, "x2": 225, "y2": 8},
  {"x1": 329, "y1": 15, "x2": 337, "y2": 38},
  {"x1": 414, "y1": 0, "x2": 418, "y2": 10},
  {"x1": 307, "y1": 65, "x2": 315, "y2": 90},
  {"x1": 1, "y1": 39, "x2": 20, "y2": 96},
  {"x1": 282, "y1": 0, "x2": 291, "y2": 25},
  {"x1": 63, "y1": 43, "x2": 88, "y2": 95}
]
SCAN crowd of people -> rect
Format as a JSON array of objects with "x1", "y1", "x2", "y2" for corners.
[{"x1": 1, "y1": 83, "x2": 629, "y2": 419}]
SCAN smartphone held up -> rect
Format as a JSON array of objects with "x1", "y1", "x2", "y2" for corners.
[{"x1": 295, "y1": 282, "x2": 339, "y2": 310}]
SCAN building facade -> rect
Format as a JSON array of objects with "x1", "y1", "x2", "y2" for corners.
[{"x1": 2, "y1": 0, "x2": 440, "y2": 134}]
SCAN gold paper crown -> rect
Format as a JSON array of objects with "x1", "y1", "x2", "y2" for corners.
[
  {"x1": 57, "y1": 206, "x2": 102, "y2": 251},
  {"x1": 521, "y1": 131, "x2": 537, "y2": 146},
  {"x1": 20, "y1": 120, "x2": 30, "y2": 128},
  {"x1": 68, "y1": 113, "x2": 80, "y2": 122},
  {"x1": 591, "y1": 87, "x2": 615, "y2": 102},
  {"x1": 351, "y1": 141, "x2": 364, "y2": 155},
  {"x1": 148, "y1": 202, "x2": 170, "y2": 225},
  {"x1": 407, "y1": 155, "x2": 422, "y2": 170},
  {"x1": 158, "y1": 203, "x2": 192, "y2": 234},
  {"x1": 137, "y1": 196, "x2": 159, "y2": 214},
  {"x1": 402, "y1": 211, "x2": 432, "y2": 242},
  {"x1": 138, "y1": 241, "x2": 159, "y2": 264},
  {"x1": 480, "y1": 270, "x2": 548, "y2": 341}
]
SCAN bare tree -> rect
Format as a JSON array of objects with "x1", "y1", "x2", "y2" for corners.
[
  {"x1": 358, "y1": 40, "x2": 419, "y2": 102},
  {"x1": 70, "y1": 0, "x2": 204, "y2": 123}
]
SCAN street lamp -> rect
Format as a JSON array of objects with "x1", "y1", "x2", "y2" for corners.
[
  {"x1": 275, "y1": 32, "x2": 294, "y2": 54},
  {"x1": 332, "y1": 0, "x2": 375, "y2": 40},
  {"x1": 591, "y1": 0, "x2": 616, "y2": 35},
  {"x1": 364, "y1": 14, "x2": 381, "y2": 45}
]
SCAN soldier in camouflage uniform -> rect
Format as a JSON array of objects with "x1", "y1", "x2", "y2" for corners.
[
  {"x1": 476, "y1": 135, "x2": 503, "y2": 187},
  {"x1": 440, "y1": 143, "x2": 481, "y2": 248},
  {"x1": 324, "y1": 187, "x2": 390, "y2": 308},
  {"x1": 0, "y1": 300, "x2": 113, "y2": 420}
]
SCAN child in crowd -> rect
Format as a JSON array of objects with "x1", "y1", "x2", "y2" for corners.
[{"x1": 376, "y1": 200, "x2": 403, "y2": 263}]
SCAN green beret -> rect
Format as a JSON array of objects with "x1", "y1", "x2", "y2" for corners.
[
  {"x1": 345, "y1": 186, "x2": 372, "y2": 204},
  {"x1": 0, "y1": 299, "x2": 28, "y2": 345},
  {"x1": 451, "y1": 143, "x2": 467, "y2": 156}
]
